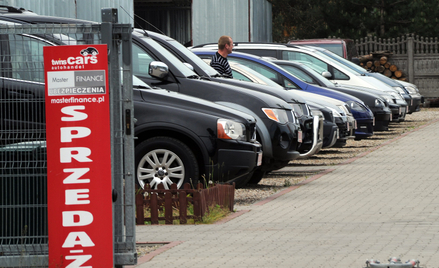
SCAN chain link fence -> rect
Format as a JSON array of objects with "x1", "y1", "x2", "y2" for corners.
[{"x1": 0, "y1": 9, "x2": 136, "y2": 267}]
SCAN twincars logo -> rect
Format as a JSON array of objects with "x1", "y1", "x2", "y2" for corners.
[
  {"x1": 80, "y1": 47, "x2": 99, "y2": 56},
  {"x1": 51, "y1": 47, "x2": 99, "y2": 67}
]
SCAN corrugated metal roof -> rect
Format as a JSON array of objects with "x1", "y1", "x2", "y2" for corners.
[{"x1": 1, "y1": 0, "x2": 134, "y2": 24}]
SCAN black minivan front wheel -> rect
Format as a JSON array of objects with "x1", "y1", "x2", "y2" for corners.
[{"x1": 135, "y1": 136, "x2": 199, "y2": 189}]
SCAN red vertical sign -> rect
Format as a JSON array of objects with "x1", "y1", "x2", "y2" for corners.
[{"x1": 44, "y1": 45, "x2": 113, "y2": 267}]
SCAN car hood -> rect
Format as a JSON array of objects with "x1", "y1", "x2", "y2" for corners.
[
  {"x1": 136, "y1": 87, "x2": 256, "y2": 123},
  {"x1": 339, "y1": 75, "x2": 397, "y2": 93}
]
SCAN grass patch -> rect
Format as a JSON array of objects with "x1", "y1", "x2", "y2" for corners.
[{"x1": 201, "y1": 204, "x2": 232, "y2": 224}]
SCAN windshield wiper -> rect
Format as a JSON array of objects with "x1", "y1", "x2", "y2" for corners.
[
  {"x1": 133, "y1": 84, "x2": 152, "y2": 89},
  {"x1": 199, "y1": 75, "x2": 212, "y2": 81}
]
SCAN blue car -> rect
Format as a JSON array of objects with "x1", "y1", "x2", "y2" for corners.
[{"x1": 192, "y1": 49, "x2": 375, "y2": 139}]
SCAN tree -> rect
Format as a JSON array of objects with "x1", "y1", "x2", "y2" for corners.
[
  {"x1": 270, "y1": 0, "x2": 327, "y2": 42},
  {"x1": 269, "y1": 0, "x2": 439, "y2": 42}
]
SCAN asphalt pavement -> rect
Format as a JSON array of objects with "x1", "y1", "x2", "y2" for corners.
[{"x1": 133, "y1": 118, "x2": 439, "y2": 268}]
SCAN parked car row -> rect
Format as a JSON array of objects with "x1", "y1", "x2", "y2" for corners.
[{"x1": 0, "y1": 6, "x2": 424, "y2": 189}]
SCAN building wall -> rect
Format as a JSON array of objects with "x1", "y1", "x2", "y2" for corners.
[
  {"x1": 250, "y1": 0, "x2": 272, "y2": 43},
  {"x1": 192, "y1": 0, "x2": 272, "y2": 46},
  {"x1": 0, "y1": 0, "x2": 134, "y2": 24}
]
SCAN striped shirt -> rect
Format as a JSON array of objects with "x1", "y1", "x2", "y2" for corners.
[{"x1": 210, "y1": 52, "x2": 233, "y2": 78}]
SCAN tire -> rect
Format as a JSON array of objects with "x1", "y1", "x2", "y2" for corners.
[
  {"x1": 246, "y1": 169, "x2": 266, "y2": 185},
  {"x1": 135, "y1": 136, "x2": 199, "y2": 189}
]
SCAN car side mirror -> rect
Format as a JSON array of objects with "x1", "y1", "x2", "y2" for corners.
[
  {"x1": 183, "y1": 62, "x2": 194, "y2": 71},
  {"x1": 149, "y1": 61, "x2": 169, "y2": 79},
  {"x1": 321, "y1": 71, "x2": 332, "y2": 79}
]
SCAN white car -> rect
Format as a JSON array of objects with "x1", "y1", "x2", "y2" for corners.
[{"x1": 193, "y1": 42, "x2": 408, "y2": 112}]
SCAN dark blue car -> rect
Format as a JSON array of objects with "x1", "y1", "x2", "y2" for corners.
[{"x1": 192, "y1": 49, "x2": 375, "y2": 139}]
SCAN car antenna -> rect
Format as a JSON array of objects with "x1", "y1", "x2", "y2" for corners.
[
  {"x1": 119, "y1": 6, "x2": 148, "y2": 36},
  {"x1": 120, "y1": 5, "x2": 166, "y2": 36}
]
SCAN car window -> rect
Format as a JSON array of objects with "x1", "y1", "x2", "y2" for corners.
[
  {"x1": 306, "y1": 44, "x2": 343, "y2": 57},
  {"x1": 282, "y1": 51, "x2": 328, "y2": 72},
  {"x1": 233, "y1": 64, "x2": 284, "y2": 88},
  {"x1": 235, "y1": 49, "x2": 277, "y2": 58},
  {"x1": 282, "y1": 50, "x2": 349, "y2": 80},
  {"x1": 228, "y1": 57, "x2": 278, "y2": 81},
  {"x1": 132, "y1": 43, "x2": 154, "y2": 78},
  {"x1": 4, "y1": 34, "x2": 46, "y2": 83},
  {"x1": 232, "y1": 69, "x2": 252, "y2": 82},
  {"x1": 282, "y1": 77, "x2": 299, "y2": 89},
  {"x1": 140, "y1": 36, "x2": 197, "y2": 78},
  {"x1": 318, "y1": 49, "x2": 365, "y2": 74},
  {"x1": 166, "y1": 40, "x2": 219, "y2": 77},
  {"x1": 332, "y1": 68, "x2": 349, "y2": 80},
  {"x1": 279, "y1": 65, "x2": 317, "y2": 84}
]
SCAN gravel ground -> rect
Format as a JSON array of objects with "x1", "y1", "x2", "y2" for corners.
[
  {"x1": 137, "y1": 243, "x2": 163, "y2": 258},
  {"x1": 234, "y1": 107, "x2": 439, "y2": 207}
]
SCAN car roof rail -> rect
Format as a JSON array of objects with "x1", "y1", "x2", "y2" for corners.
[
  {"x1": 233, "y1": 42, "x2": 301, "y2": 49},
  {"x1": 191, "y1": 42, "x2": 303, "y2": 50},
  {"x1": 191, "y1": 43, "x2": 217, "y2": 49},
  {"x1": 0, "y1": 5, "x2": 34, "y2": 14}
]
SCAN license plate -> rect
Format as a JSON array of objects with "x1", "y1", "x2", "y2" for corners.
[
  {"x1": 336, "y1": 128, "x2": 339, "y2": 139},
  {"x1": 390, "y1": 113, "x2": 392, "y2": 121},
  {"x1": 297, "y1": 130, "x2": 303, "y2": 143},
  {"x1": 257, "y1": 152, "x2": 263, "y2": 166},
  {"x1": 373, "y1": 116, "x2": 375, "y2": 126},
  {"x1": 355, "y1": 120, "x2": 357, "y2": 129},
  {"x1": 346, "y1": 121, "x2": 349, "y2": 131}
]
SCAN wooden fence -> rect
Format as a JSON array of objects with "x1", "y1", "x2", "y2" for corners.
[
  {"x1": 135, "y1": 182, "x2": 235, "y2": 225},
  {"x1": 353, "y1": 34, "x2": 439, "y2": 99}
]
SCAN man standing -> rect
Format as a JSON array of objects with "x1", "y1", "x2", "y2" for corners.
[{"x1": 210, "y1": 35, "x2": 233, "y2": 78}]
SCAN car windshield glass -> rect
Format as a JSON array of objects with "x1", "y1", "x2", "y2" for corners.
[
  {"x1": 280, "y1": 63, "x2": 335, "y2": 87},
  {"x1": 133, "y1": 75, "x2": 152, "y2": 88},
  {"x1": 141, "y1": 37, "x2": 198, "y2": 78},
  {"x1": 279, "y1": 65, "x2": 314, "y2": 83},
  {"x1": 317, "y1": 49, "x2": 366, "y2": 74},
  {"x1": 167, "y1": 40, "x2": 219, "y2": 76},
  {"x1": 234, "y1": 63, "x2": 283, "y2": 88},
  {"x1": 306, "y1": 44, "x2": 343, "y2": 57}
]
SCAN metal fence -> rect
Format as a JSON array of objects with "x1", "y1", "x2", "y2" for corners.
[
  {"x1": 355, "y1": 34, "x2": 439, "y2": 99},
  {"x1": 0, "y1": 9, "x2": 136, "y2": 267}
]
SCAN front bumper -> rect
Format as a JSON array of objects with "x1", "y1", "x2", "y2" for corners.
[
  {"x1": 354, "y1": 118, "x2": 374, "y2": 140},
  {"x1": 332, "y1": 116, "x2": 355, "y2": 147},
  {"x1": 370, "y1": 106, "x2": 391, "y2": 131},
  {"x1": 407, "y1": 95, "x2": 423, "y2": 114},
  {"x1": 214, "y1": 140, "x2": 263, "y2": 186},
  {"x1": 322, "y1": 121, "x2": 339, "y2": 148},
  {"x1": 262, "y1": 120, "x2": 301, "y2": 172},
  {"x1": 298, "y1": 114, "x2": 323, "y2": 159}
]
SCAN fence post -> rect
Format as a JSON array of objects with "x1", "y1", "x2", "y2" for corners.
[
  {"x1": 135, "y1": 193, "x2": 144, "y2": 225},
  {"x1": 193, "y1": 191, "x2": 201, "y2": 221},
  {"x1": 150, "y1": 193, "x2": 159, "y2": 224},
  {"x1": 407, "y1": 36, "x2": 415, "y2": 83},
  {"x1": 165, "y1": 192, "x2": 173, "y2": 224},
  {"x1": 179, "y1": 190, "x2": 187, "y2": 224}
]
